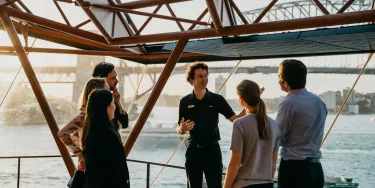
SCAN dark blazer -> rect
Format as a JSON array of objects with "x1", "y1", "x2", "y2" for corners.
[{"x1": 114, "y1": 103, "x2": 129, "y2": 129}]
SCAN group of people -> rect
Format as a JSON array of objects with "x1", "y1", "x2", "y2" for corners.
[
  {"x1": 58, "y1": 62, "x2": 131, "y2": 188},
  {"x1": 57, "y1": 59, "x2": 327, "y2": 188},
  {"x1": 177, "y1": 60, "x2": 327, "y2": 188}
]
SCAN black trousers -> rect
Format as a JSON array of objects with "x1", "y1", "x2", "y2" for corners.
[
  {"x1": 278, "y1": 159, "x2": 324, "y2": 188},
  {"x1": 185, "y1": 142, "x2": 222, "y2": 188},
  {"x1": 243, "y1": 183, "x2": 274, "y2": 188}
]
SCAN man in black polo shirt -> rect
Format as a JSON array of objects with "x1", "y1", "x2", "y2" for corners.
[{"x1": 177, "y1": 62, "x2": 246, "y2": 188}]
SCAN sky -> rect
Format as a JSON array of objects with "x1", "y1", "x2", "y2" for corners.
[{"x1": 0, "y1": 0, "x2": 375, "y2": 100}]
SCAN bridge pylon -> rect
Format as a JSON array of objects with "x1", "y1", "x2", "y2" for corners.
[
  {"x1": 72, "y1": 55, "x2": 106, "y2": 104},
  {"x1": 72, "y1": 56, "x2": 126, "y2": 104}
]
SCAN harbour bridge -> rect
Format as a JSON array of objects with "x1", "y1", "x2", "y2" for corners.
[
  {"x1": 1, "y1": 0, "x2": 374, "y2": 102},
  {"x1": 0, "y1": 61, "x2": 374, "y2": 84},
  {"x1": 0, "y1": 57, "x2": 374, "y2": 103},
  {"x1": 242, "y1": 0, "x2": 373, "y2": 23}
]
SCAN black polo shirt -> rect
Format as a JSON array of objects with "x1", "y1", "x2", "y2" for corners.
[{"x1": 178, "y1": 89, "x2": 235, "y2": 145}]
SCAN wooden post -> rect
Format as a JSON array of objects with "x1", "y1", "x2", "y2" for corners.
[
  {"x1": 0, "y1": 8, "x2": 76, "y2": 176},
  {"x1": 123, "y1": 38, "x2": 189, "y2": 156}
]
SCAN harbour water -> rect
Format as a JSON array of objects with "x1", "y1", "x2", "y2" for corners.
[{"x1": 0, "y1": 107, "x2": 374, "y2": 188}]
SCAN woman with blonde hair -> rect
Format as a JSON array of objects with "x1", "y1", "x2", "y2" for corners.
[
  {"x1": 58, "y1": 78, "x2": 109, "y2": 171},
  {"x1": 224, "y1": 80, "x2": 280, "y2": 188}
]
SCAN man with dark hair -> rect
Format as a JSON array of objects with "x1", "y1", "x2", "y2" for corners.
[
  {"x1": 276, "y1": 59, "x2": 327, "y2": 188},
  {"x1": 92, "y1": 62, "x2": 128, "y2": 130},
  {"x1": 177, "y1": 61, "x2": 246, "y2": 188}
]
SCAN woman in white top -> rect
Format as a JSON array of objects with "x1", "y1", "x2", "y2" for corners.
[{"x1": 224, "y1": 80, "x2": 280, "y2": 188}]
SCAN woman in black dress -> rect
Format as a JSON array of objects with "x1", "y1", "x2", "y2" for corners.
[{"x1": 82, "y1": 89, "x2": 130, "y2": 188}]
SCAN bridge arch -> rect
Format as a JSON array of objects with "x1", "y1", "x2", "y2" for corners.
[{"x1": 242, "y1": 0, "x2": 373, "y2": 23}]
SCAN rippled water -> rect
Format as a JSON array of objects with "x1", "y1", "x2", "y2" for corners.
[{"x1": 0, "y1": 107, "x2": 374, "y2": 188}]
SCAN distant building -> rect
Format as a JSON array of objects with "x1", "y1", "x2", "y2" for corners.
[
  {"x1": 368, "y1": 93, "x2": 375, "y2": 112},
  {"x1": 348, "y1": 104, "x2": 359, "y2": 114},
  {"x1": 355, "y1": 93, "x2": 366, "y2": 102},
  {"x1": 321, "y1": 91, "x2": 337, "y2": 112},
  {"x1": 215, "y1": 75, "x2": 226, "y2": 98},
  {"x1": 343, "y1": 87, "x2": 356, "y2": 111},
  {"x1": 336, "y1": 91, "x2": 343, "y2": 107},
  {"x1": 343, "y1": 87, "x2": 356, "y2": 103}
]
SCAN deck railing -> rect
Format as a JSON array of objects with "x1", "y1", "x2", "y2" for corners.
[
  {"x1": 0, "y1": 155, "x2": 360, "y2": 188},
  {"x1": 0, "y1": 155, "x2": 190, "y2": 188}
]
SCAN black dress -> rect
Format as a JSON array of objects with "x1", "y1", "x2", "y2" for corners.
[{"x1": 83, "y1": 124, "x2": 130, "y2": 188}]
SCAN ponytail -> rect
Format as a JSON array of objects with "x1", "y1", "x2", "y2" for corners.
[
  {"x1": 256, "y1": 98, "x2": 269, "y2": 140},
  {"x1": 236, "y1": 79, "x2": 269, "y2": 140}
]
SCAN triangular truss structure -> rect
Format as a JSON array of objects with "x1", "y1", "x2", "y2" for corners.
[{"x1": 0, "y1": 0, "x2": 374, "y2": 176}]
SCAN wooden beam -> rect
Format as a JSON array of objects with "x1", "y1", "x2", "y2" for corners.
[
  {"x1": 136, "y1": 4, "x2": 163, "y2": 35},
  {"x1": 118, "y1": 0, "x2": 190, "y2": 9},
  {"x1": 312, "y1": 0, "x2": 330, "y2": 15},
  {"x1": 53, "y1": 0, "x2": 72, "y2": 26},
  {"x1": 107, "y1": 0, "x2": 135, "y2": 36},
  {"x1": 372, "y1": 0, "x2": 375, "y2": 24},
  {"x1": 55, "y1": 0, "x2": 80, "y2": 6},
  {"x1": 20, "y1": 23, "x2": 28, "y2": 47},
  {"x1": 123, "y1": 38, "x2": 189, "y2": 156},
  {"x1": 111, "y1": 9, "x2": 375, "y2": 45},
  {"x1": 29, "y1": 26, "x2": 128, "y2": 52},
  {"x1": 166, "y1": 3, "x2": 184, "y2": 31},
  {"x1": 0, "y1": 51, "x2": 16, "y2": 56},
  {"x1": 3, "y1": 6, "x2": 108, "y2": 44},
  {"x1": 188, "y1": 8, "x2": 208, "y2": 30},
  {"x1": 75, "y1": 0, "x2": 113, "y2": 42},
  {"x1": 3, "y1": 0, "x2": 19, "y2": 6},
  {"x1": 0, "y1": 46, "x2": 204, "y2": 59},
  {"x1": 0, "y1": 8, "x2": 76, "y2": 177},
  {"x1": 91, "y1": 3, "x2": 210, "y2": 26},
  {"x1": 4, "y1": 0, "x2": 22, "y2": 10},
  {"x1": 75, "y1": 19, "x2": 91, "y2": 28},
  {"x1": 55, "y1": 0, "x2": 74, "y2": 4},
  {"x1": 224, "y1": 0, "x2": 235, "y2": 26},
  {"x1": 253, "y1": 0, "x2": 278, "y2": 23},
  {"x1": 0, "y1": 19, "x2": 129, "y2": 53},
  {"x1": 111, "y1": 12, "x2": 116, "y2": 37},
  {"x1": 107, "y1": 0, "x2": 147, "y2": 54},
  {"x1": 228, "y1": 0, "x2": 249, "y2": 24},
  {"x1": 206, "y1": 0, "x2": 223, "y2": 32},
  {"x1": 337, "y1": 0, "x2": 355, "y2": 13}
]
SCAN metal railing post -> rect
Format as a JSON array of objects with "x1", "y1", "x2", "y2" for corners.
[
  {"x1": 146, "y1": 163, "x2": 150, "y2": 188},
  {"x1": 17, "y1": 158, "x2": 20, "y2": 188},
  {"x1": 0, "y1": 155, "x2": 209, "y2": 188}
]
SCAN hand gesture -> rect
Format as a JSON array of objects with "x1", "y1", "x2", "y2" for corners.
[
  {"x1": 180, "y1": 117, "x2": 195, "y2": 132},
  {"x1": 113, "y1": 87, "x2": 121, "y2": 102},
  {"x1": 260, "y1": 87, "x2": 265, "y2": 95}
]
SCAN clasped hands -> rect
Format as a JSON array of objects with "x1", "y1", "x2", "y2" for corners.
[{"x1": 179, "y1": 117, "x2": 195, "y2": 133}]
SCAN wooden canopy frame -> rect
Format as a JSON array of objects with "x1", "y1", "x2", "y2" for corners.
[{"x1": 0, "y1": 0, "x2": 374, "y2": 176}]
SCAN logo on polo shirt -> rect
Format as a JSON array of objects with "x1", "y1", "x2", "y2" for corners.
[{"x1": 188, "y1": 105, "x2": 194, "y2": 108}]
